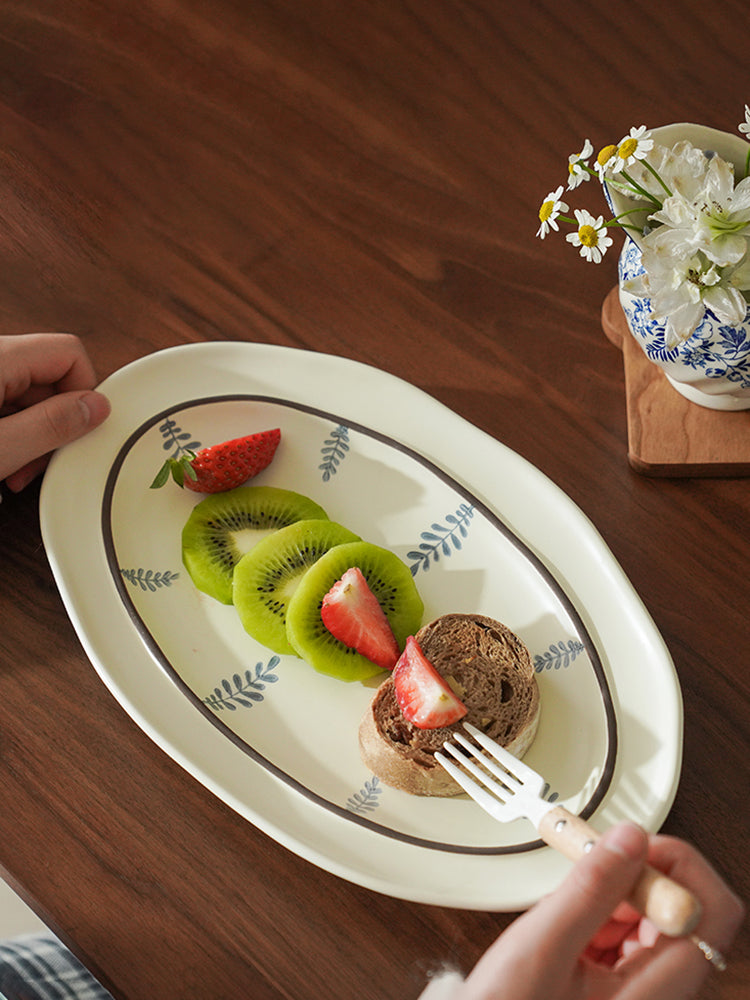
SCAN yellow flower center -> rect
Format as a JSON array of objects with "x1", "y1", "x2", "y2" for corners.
[
  {"x1": 597, "y1": 144, "x2": 616, "y2": 168},
  {"x1": 578, "y1": 224, "x2": 599, "y2": 247},
  {"x1": 539, "y1": 199, "x2": 554, "y2": 222},
  {"x1": 618, "y1": 137, "x2": 638, "y2": 159}
]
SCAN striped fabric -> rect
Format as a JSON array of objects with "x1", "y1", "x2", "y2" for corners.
[{"x1": 0, "y1": 934, "x2": 114, "y2": 1000}]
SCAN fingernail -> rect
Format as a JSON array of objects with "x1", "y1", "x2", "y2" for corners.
[
  {"x1": 601, "y1": 821, "x2": 647, "y2": 861},
  {"x1": 79, "y1": 390, "x2": 111, "y2": 426}
]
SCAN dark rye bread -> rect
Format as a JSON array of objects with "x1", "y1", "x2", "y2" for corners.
[{"x1": 358, "y1": 614, "x2": 540, "y2": 796}]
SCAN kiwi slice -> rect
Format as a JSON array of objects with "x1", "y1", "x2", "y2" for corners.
[
  {"x1": 232, "y1": 519, "x2": 361, "y2": 654},
  {"x1": 182, "y1": 486, "x2": 328, "y2": 604},
  {"x1": 285, "y1": 540, "x2": 424, "y2": 682}
]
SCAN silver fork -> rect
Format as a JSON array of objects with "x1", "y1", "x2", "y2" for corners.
[{"x1": 436, "y1": 722, "x2": 701, "y2": 937}]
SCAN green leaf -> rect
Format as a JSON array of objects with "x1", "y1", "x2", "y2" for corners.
[
  {"x1": 150, "y1": 460, "x2": 172, "y2": 489},
  {"x1": 150, "y1": 451, "x2": 198, "y2": 490}
]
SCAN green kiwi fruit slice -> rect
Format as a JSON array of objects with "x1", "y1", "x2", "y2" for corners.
[
  {"x1": 232, "y1": 519, "x2": 361, "y2": 654},
  {"x1": 285, "y1": 540, "x2": 424, "y2": 682},
  {"x1": 182, "y1": 486, "x2": 328, "y2": 604}
]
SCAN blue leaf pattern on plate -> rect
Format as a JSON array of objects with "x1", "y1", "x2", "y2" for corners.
[
  {"x1": 136, "y1": 414, "x2": 579, "y2": 754},
  {"x1": 157, "y1": 417, "x2": 201, "y2": 458},
  {"x1": 346, "y1": 777, "x2": 382, "y2": 814},
  {"x1": 120, "y1": 568, "x2": 180, "y2": 591},
  {"x1": 406, "y1": 504, "x2": 475, "y2": 575},
  {"x1": 533, "y1": 639, "x2": 585, "y2": 672},
  {"x1": 542, "y1": 784, "x2": 560, "y2": 803},
  {"x1": 319, "y1": 425, "x2": 350, "y2": 481},
  {"x1": 204, "y1": 656, "x2": 280, "y2": 711}
]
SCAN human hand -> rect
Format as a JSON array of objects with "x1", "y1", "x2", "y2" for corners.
[
  {"x1": 0, "y1": 333, "x2": 110, "y2": 492},
  {"x1": 457, "y1": 822, "x2": 744, "y2": 1000}
]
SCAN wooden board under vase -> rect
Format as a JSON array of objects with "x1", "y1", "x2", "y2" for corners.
[{"x1": 601, "y1": 286, "x2": 750, "y2": 477}]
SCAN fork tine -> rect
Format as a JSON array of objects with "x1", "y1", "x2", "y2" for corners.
[
  {"x1": 463, "y1": 722, "x2": 543, "y2": 787},
  {"x1": 441, "y1": 740, "x2": 514, "y2": 799},
  {"x1": 433, "y1": 751, "x2": 512, "y2": 820},
  {"x1": 442, "y1": 726, "x2": 702, "y2": 940},
  {"x1": 450, "y1": 732, "x2": 524, "y2": 794}
]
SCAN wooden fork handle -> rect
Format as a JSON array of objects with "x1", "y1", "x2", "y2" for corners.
[{"x1": 538, "y1": 806, "x2": 702, "y2": 937}]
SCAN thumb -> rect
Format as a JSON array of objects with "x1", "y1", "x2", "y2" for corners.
[
  {"x1": 1, "y1": 389, "x2": 111, "y2": 485},
  {"x1": 457, "y1": 822, "x2": 650, "y2": 1000},
  {"x1": 534, "y1": 821, "x2": 649, "y2": 960}
]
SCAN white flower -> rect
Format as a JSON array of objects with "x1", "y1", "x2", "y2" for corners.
[
  {"x1": 565, "y1": 209, "x2": 613, "y2": 262},
  {"x1": 626, "y1": 140, "x2": 710, "y2": 203},
  {"x1": 539, "y1": 109, "x2": 750, "y2": 329},
  {"x1": 566, "y1": 138, "x2": 593, "y2": 190},
  {"x1": 536, "y1": 185, "x2": 568, "y2": 238},
  {"x1": 647, "y1": 156, "x2": 750, "y2": 266},
  {"x1": 725, "y1": 245, "x2": 750, "y2": 291},
  {"x1": 610, "y1": 126, "x2": 654, "y2": 174},
  {"x1": 626, "y1": 245, "x2": 749, "y2": 345}
]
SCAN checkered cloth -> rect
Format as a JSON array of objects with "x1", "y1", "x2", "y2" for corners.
[
  {"x1": 0, "y1": 932, "x2": 464, "y2": 1000},
  {"x1": 0, "y1": 934, "x2": 114, "y2": 1000}
]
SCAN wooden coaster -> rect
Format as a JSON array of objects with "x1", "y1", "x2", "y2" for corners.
[{"x1": 601, "y1": 287, "x2": 750, "y2": 477}]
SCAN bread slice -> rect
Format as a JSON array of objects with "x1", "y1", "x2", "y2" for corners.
[{"x1": 358, "y1": 614, "x2": 540, "y2": 796}]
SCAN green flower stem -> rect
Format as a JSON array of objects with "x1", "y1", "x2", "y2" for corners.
[
  {"x1": 557, "y1": 213, "x2": 639, "y2": 235},
  {"x1": 602, "y1": 174, "x2": 660, "y2": 207},
  {"x1": 745, "y1": 146, "x2": 750, "y2": 180},
  {"x1": 640, "y1": 160, "x2": 672, "y2": 197},
  {"x1": 606, "y1": 220, "x2": 641, "y2": 233},
  {"x1": 618, "y1": 169, "x2": 663, "y2": 206},
  {"x1": 614, "y1": 206, "x2": 650, "y2": 219}
]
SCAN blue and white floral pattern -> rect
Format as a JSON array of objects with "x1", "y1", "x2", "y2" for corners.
[{"x1": 619, "y1": 238, "x2": 750, "y2": 399}]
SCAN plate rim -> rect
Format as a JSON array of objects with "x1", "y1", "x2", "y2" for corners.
[{"x1": 40, "y1": 341, "x2": 684, "y2": 910}]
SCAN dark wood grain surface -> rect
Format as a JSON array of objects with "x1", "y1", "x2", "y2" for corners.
[{"x1": 0, "y1": 2, "x2": 748, "y2": 997}]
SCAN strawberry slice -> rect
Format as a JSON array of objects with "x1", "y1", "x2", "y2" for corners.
[
  {"x1": 321, "y1": 567, "x2": 400, "y2": 670},
  {"x1": 393, "y1": 636, "x2": 467, "y2": 729},
  {"x1": 150, "y1": 428, "x2": 281, "y2": 493}
]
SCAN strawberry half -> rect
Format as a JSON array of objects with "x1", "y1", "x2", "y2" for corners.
[
  {"x1": 393, "y1": 636, "x2": 467, "y2": 729},
  {"x1": 150, "y1": 428, "x2": 281, "y2": 493},
  {"x1": 320, "y1": 567, "x2": 400, "y2": 670}
]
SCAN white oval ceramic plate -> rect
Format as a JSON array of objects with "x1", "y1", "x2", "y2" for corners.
[{"x1": 40, "y1": 342, "x2": 682, "y2": 911}]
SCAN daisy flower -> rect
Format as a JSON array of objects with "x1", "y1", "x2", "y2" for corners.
[
  {"x1": 565, "y1": 208, "x2": 613, "y2": 262},
  {"x1": 594, "y1": 143, "x2": 618, "y2": 180},
  {"x1": 567, "y1": 138, "x2": 594, "y2": 190},
  {"x1": 739, "y1": 104, "x2": 750, "y2": 139},
  {"x1": 536, "y1": 185, "x2": 569, "y2": 238},
  {"x1": 612, "y1": 125, "x2": 654, "y2": 173}
]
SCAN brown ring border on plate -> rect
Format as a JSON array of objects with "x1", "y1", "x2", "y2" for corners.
[{"x1": 101, "y1": 393, "x2": 618, "y2": 856}]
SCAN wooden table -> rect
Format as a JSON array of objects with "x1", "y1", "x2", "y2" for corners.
[{"x1": 0, "y1": 2, "x2": 747, "y2": 997}]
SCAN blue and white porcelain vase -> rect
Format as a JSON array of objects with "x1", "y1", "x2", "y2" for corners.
[{"x1": 612, "y1": 123, "x2": 750, "y2": 411}]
